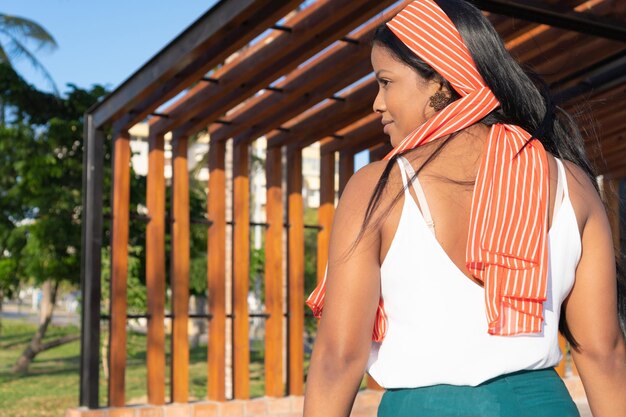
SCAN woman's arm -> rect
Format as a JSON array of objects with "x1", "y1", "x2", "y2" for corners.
[
  {"x1": 564, "y1": 164, "x2": 626, "y2": 417},
  {"x1": 303, "y1": 162, "x2": 386, "y2": 417}
]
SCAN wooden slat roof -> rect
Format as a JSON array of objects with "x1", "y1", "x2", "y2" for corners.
[{"x1": 88, "y1": 0, "x2": 626, "y2": 178}]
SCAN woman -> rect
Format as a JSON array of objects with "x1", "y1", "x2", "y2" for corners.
[{"x1": 303, "y1": 1, "x2": 626, "y2": 416}]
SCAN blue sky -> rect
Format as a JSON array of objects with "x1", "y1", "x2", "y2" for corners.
[
  {"x1": 3, "y1": 0, "x2": 371, "y2": 167},
  {"x1": 2, "y1": 1, "x2": 217, "y2": 94}
]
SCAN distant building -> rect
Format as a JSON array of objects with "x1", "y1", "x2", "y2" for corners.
[{"x1": 128, "y1": 122, "x2": 338, "y2": 220}]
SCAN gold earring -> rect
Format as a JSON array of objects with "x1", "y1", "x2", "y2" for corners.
[{"x1": 429, "y1": 91, "x2": 449, "y2": 112}]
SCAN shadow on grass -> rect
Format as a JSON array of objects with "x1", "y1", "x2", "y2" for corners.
[
  {"x1": 28, "y1": 354, "x2": 81, "y2": 367},
  {"x1": 0, "y1": 325, "x2": 80, "y2": 350},
  {"x1": 0, "y1": 364, "x2": 80, "y2": 382},
  {"x1": 0, "y1": 331, "x2": 36, "y2": 348}
]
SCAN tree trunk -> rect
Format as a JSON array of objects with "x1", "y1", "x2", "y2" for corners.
[
  {"x1": 191, "y1": 295, "x2": 206, "y2": 348},
  {"x1": 12, "y1": 280, "x2": 59, "y2": 373},
  {"x1": 101, "y1": 326, "x2": 109, "y2": 380}
]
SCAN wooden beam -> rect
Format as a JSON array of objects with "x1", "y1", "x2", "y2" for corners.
[
  {"x1": 595, "y1": 111, "x2": 626, "y2": 142},
  {"x1": 369, "y1": 143, "x2": 394, "y2": 162},
  {"x1": 593, "y1": 133, "x2": 626, "y2": 159},
  {"x1": 287, "y1": 147, "x2": 304, "y2": 395},
  {"x1": 265, "y1": 147, "x2": 284, "y2": 397},
  {"x1": 208, "y1": 139, "x2": 227, "y2": 401},
  {"x1": 317, "y1": 152, "x2": 335, "y2": 284},
  {"x1": 349, "y1": 135, "x2": 389, "y2": 158},
  {"x1": 581, "y1": 114, "x2": 626, "y2": 148},
  {"x1": 473, "y1": 0, "x2": 626, "y2": 42},
  {"x1": 540, "y1": 37, "x2": 619, "y2": 89},
  {"x1": 159, "y1": 0, "x2": 398, "y2": 137},
  {"x1": 591, "y1": 133, "x2": 626, "y2": 175},
  {"x1": 595, "y1": 138, "x2": 626, "y2": 169},
  {"x1": 338, "y1": 151, "x2": 354, "y2": 197},
  {"x1": 91, "y1": 0, "x2": 301, "y2": 129},
  {"x1": 210, "y1": 41, "x2": 369, "y2": 143},
  {"x1": 267, "y1": 79, "x2": 377, "y2": 149},
  {"x1": 503, "y1": 1, "x2": 613, "y2": 64},
  {"x1": 232, "y1": 141, "x2": 250, "y2": 399},
  {"x1": 320, "y1": 113, "x2": 383, "y2": 155},
  {"x1": 146, "y1": 133, "x2": 166, "y2": 405},
  {"x1": 210, "y1": 1, "x2": 410, "y2": 144},
  {"x1": 603, "y1": 168, "x2": 626, "y2": 180},
  {"x1": 109, "y1": 130, "x2": 131, "y2": 407},
  {"x1": 171, "y1": 133, "x2": 190, "y2": 403}
]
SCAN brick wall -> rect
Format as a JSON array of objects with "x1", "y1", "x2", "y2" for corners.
[
  {"x1": 65, "y1": 390, "x2": 383, "y2": 417},
  {"x1": 67, "y1": 377, "x2": 587, "y2": 417}
]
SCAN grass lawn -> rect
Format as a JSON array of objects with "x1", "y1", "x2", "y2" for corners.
[
  {"x1": 0, "y1": 320, "x2": 81, "y2": 417},
  {"x1": 0, "y1": 319, "x2": 323, "y2": 417}
]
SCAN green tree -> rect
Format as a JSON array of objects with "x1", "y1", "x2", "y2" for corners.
[
  {"x1": 0, "y1": 66, "x2": 107, "y2": 371},
  {"x1": 1, "y1": 62, "x2": 214, "y2": 371}
]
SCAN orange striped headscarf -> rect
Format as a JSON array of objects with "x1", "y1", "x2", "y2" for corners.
[{"x1": 307, "y1": 0, "x2": 549, "y2": 341}]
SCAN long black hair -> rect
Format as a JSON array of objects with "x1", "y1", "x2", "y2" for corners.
[{"x1": 355, "y1": 0, "x2": 626, "y2": 346}]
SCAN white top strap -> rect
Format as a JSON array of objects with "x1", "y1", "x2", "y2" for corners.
[
  {"x1": 398, "y1": 156, "x2": 435, "y2": 231},
  {"x1": 553, "y1": 158, "x2": 566, "y2": 221},
  {"x1": 396, "y1": 157, "x2": 409, "y2": 188},
  {"x1": 556, "y1": 158, "x2": 569, "y2": 195}
]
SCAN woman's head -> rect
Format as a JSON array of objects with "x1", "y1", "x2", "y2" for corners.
[
  {"x1": 370, "y1": 43, "x2": 443, "y2": 147},
  {"x1": 371, "y1": 0, "x2": 551, "y2": 144},
  {"x1": 371, "y1": 22, "x2": 459, "y2": 146}
]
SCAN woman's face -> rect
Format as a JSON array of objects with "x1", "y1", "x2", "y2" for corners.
[{"x1": 370, "y1": 44, "x2": 441, "y2": 147}]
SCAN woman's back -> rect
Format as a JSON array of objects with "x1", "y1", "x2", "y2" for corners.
[
  {"x1": 376, "y1": 125, "x2": 586, "y2": 278},
  {"x1": 368, "y1": 131, "x2": 582, "y2": 387}
]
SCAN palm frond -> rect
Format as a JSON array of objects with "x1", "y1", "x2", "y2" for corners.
[
  {"x1": 0, "y1": 14, "x2": 57, "y2": 53},
  {"x1": 0, "y1": 32, "x2": 59, "y2": 95},
  {"x1": 0, "y1": 44, "x2": 9, "y2": 63}
]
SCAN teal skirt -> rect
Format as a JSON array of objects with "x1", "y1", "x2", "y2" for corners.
[{"x1": 377, "y1": 369, "x2": 580, "y2": 417}]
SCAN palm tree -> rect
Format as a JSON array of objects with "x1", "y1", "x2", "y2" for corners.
[
  {"x1": 0, "y1": 14, "x2": 58, "y2": 89},
  {"x1": 0, "y1": 13, "x2": 58, "y2": 124}
]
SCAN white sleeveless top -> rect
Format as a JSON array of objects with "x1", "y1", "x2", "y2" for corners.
[{"x1": 366, "y1": 156, "x2": 581, "y2": 388}]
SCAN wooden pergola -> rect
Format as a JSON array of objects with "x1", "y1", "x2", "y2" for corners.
[{"x1": 80, "y1": 0, "x2": 626, "y2": 410}]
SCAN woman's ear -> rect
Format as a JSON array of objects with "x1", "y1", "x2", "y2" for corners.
[{"x1": 429, "y1": 83, "x2": 452, "y2": 112}]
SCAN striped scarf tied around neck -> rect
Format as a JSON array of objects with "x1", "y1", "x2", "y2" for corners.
[{"x1": 306, "y1": 0, "x2": 549, "y2": 341}]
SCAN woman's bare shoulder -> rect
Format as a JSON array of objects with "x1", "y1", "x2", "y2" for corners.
[
  {"x1": 343, "y1": 160, "x2": 393, "y2": 198},
  {"x1": 353, "y1": 159, "x2": 391, "y2": 180},
  {"x1": 338, "y1": 159, "x2": 397, "y2": 221}
]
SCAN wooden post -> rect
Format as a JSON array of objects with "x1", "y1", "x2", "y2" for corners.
[
  {"x1": 146, "y1": 133, "x2": 166, "y2": 404},
  {"x1": 109, "y1": 129, "x2": 131, "y2": 407},
  {"x1": 556, "y1": 334, "x2": 567, "y2": 377},
  {"x1": 171, "y1": 133, "x2": 190, "y2": 403},
  {"x1": 265, "y1": 146, "x2": 284, "y2": 397},
  {"x1": 232, "y1": 140, "x2": 250, "y2": 399},
  {"x1": 208, "y1": 139, "x2": 227, "y2": 401},
  {"x1": 338, "y1": 150, "x2": 354, "y2": 197},
  {"x1": 317, "y1": 152, "x2": 335, "y2": 284},
  {"x1": 80, "y1": 117, "x2": 104, "y2": 409},
  {"x1": 287, "y1": 147, "x2": 305, "y2": 395}
]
